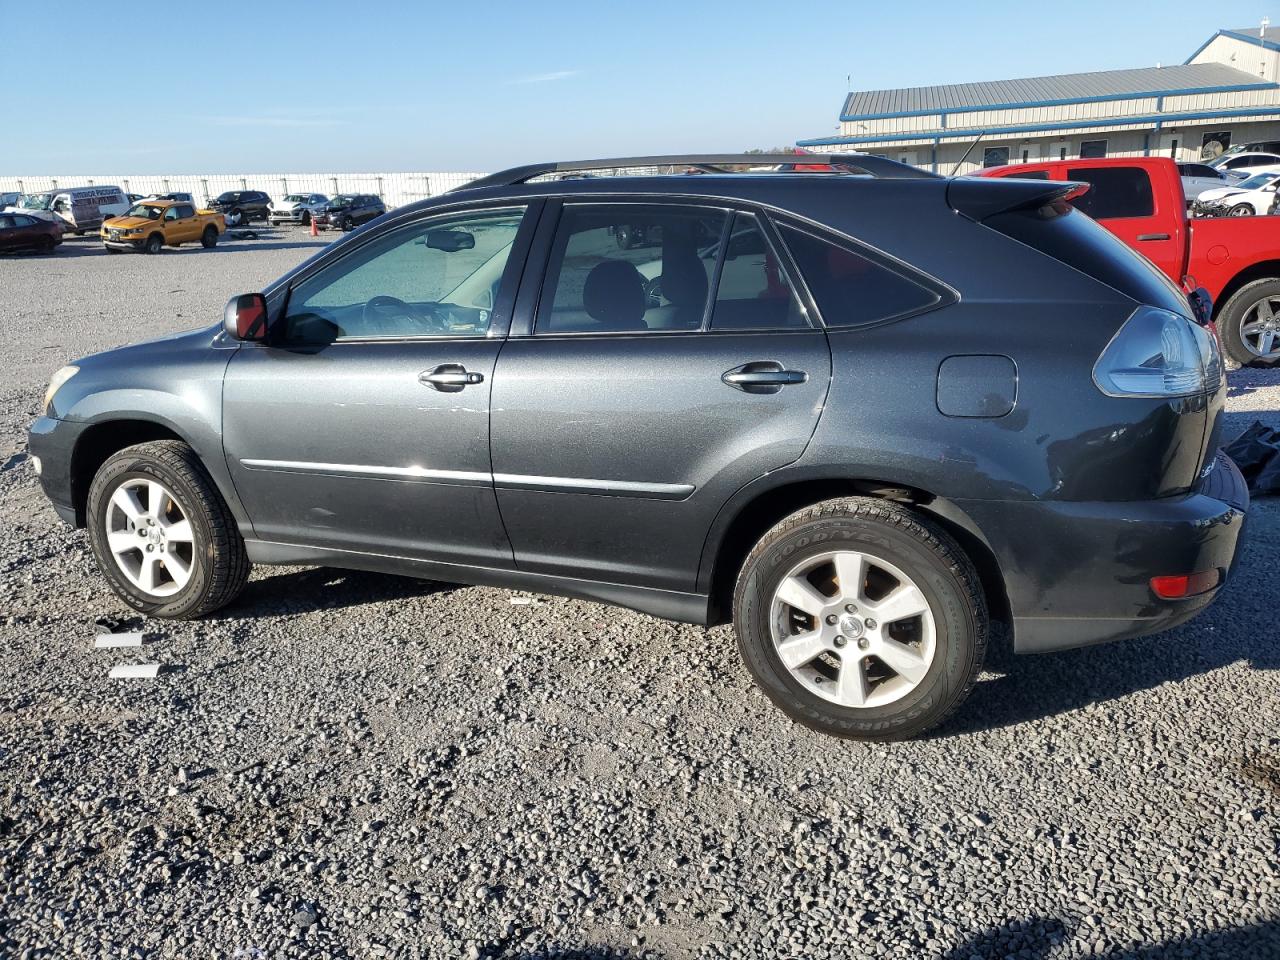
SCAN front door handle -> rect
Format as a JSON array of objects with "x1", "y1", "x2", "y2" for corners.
[
  {"x1": 419, "y1": 364, "x2": 484, "y2": 392},
  {"x1": 1136, "y1": 233, "x2": 1171, "y2": 241},
  {"x1": 722, "y1": 361, "x2": 808, "y2": 394}
]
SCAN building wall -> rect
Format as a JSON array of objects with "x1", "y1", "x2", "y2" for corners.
[
  {"x1": 0, "y1": 171, "x2": 487, "y2": 210},
  {"x1": 1190, "y1": 34, "x2": 1280, "y2": 82}
]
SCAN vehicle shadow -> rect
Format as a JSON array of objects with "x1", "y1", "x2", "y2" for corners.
[
  {"x1": 212, "y1": 567, "x2": 452, "y2": 620},
  {"x1": 940, "y1": 500, "x2": 1279, "y2": 737},
  {"x1": 938, "y1": 916, "x2": 1280, "y2": 959}
]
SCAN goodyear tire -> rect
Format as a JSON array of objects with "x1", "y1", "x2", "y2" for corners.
[
  {"x1": 201, "y1": 227, "x2": 218, "y2": 249},
  {"x1": 733, "y1": 497, "x2": 987, "y2": 741},
  {"x1": 86, "y1": 441, "x2": 250, "y2": 619}
]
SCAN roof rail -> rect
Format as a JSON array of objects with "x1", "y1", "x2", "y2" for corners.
[{"x1": 455, "y1": 153, "x2": 938, "y2": 192}]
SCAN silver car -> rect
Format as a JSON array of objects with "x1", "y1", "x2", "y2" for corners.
[
  {"x1": 1178, "y1": 163, "x2": 1234, "y2": 204},
  {"x1": 269, "y1": 193, "x2": 329, "y2": 226}
]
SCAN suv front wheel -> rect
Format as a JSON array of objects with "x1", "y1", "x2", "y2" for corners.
[
  {"x1": 87, "y1": 441, "x2": 250, "y2": 618},
  {"x1": 733, "y1": 498, "x2": 987, "y2": 741}
]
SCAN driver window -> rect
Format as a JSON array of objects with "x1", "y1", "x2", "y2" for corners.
[{"x1": 281, "y1": 206, "x2": 528, "y2": 343}]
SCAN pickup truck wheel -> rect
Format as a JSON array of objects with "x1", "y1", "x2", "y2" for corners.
[
  {"x1": 1221, "y1": 278, "x2": 1280, "y2": 366},
  {"x1": 87, "y1": 441, "x2": 250, "y2": 619},
  {"x1": 144, "y1": 233, "x2": 163, "y2": 254},
  {"x1": 201, "y1": 227, "x2": 218, "y2": 248},
  {"x1": 733, "y1": 497, "x2": 987, "y2": 741}
]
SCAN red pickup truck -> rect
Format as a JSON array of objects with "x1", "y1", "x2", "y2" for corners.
[{"x1": 978, "y1": 157, "x2": 1280, "y2": 367}]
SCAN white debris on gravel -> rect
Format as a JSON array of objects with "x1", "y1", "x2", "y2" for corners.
[
  {"x1": 93, "y1": 631, "x2": 143, "y2": 648},
  {"x1": 106, "y1": 663, "x2": 161, "y2": 679},
  {"x1": 1, "y1": 232, "x2": 1278, "y2": 958}
]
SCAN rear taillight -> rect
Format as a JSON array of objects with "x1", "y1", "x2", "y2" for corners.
[{"x1": 1093, "y1": 306, "x2": 1222, "y2": 398}]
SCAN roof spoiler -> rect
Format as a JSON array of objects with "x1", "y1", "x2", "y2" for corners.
[{"x1": 946, "y1": 177, "x2": 1089, "y2": 221}]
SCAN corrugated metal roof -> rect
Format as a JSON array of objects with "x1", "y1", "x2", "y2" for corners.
[
  {"x1": 1227, "y1": 26, "x2": 1280, "y2": 43},
  {"x1": 842, "y1": 62, "x2": 1270, "y2": 119}
]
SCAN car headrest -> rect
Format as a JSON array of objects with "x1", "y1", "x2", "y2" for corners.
[{"x1": 582, "y1": 259, "x2": 647, "y2": 330}]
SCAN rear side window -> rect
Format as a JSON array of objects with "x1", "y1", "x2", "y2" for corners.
[
  {"x1": 537, "y1": 205, "x2": 725, "y2": 334},
  {"x1": 709, "y1": 214, "x2": 806, "y2": 330},
  {"x1": 1009, "y1": 170, "x2": 1049, "y2": 180},
  {"x1": 1065, "y1": 167, "x2": 1154, "y2": 219},
  {"x1": 777, "y1": 224, "x2": 940, "y2": 328},
  {"x1": 176, "y1": 204, "x2": 195, "y2": 219}
]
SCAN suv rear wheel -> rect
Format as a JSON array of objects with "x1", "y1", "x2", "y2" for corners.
[
  {"x1": 87, "y1": 441, "x2": 250, "y2": 618},
  {"x1": 733, "y1": 497, "x2": 987, "y2": 740}
]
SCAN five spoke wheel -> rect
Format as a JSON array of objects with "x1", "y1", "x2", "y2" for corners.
[
  {"x1": 770, "y1": 549, "x2": 936, "y2": 709},
  {"x1": 1240, "y1": 296, "x2": 1280, "y2": 359}
]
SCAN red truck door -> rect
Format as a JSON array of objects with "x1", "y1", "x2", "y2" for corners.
[{"x1": 1062, "y1": 164, "x2": 1185, "y2": 282}]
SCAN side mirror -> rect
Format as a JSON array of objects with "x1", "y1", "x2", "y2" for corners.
[{"x1": 223, "y1": 293, "x2": 269, "y2": 342}]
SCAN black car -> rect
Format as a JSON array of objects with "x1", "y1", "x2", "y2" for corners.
[
  {"x1": 26, "y1": 154, "x2": 1247, "y2": 740},
  {"x1": 207, "y1": 190, "x2": 271, "y2": 226},
  {"x1": 0, "y1": 212, "x2": 63, "y2": 253},
  {"x1": 315, "y1": 194, "x2": 386, "y2": 231}
]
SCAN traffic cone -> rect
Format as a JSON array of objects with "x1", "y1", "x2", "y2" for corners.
[{"x1": 310, "y1": 217, "x2": 318, "y2": 238}]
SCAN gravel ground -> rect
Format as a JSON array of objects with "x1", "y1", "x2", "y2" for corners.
[{"x1": 1, "y1": 232, "x2": 1279, "y2": 960}]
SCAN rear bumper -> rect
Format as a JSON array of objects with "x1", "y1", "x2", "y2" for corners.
[{"x1": 960, "y1": 452, "x2": 1249, "y2": 653}]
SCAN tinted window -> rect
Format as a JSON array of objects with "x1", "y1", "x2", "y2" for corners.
[
  {"x1": 1009, "y1": 170, "x2": 1049, "y2": 180},
  {"x1": 537, "y1": 205, "x2": 724, "y2": 334},
  {"x1": 1080, "y1": 139, "x2": 1108, "y2": 159},
  {"x1": 983, "y1": 147, "x2": 1010, "y2": 168},
  {"x1": 778, "y1": 224, "x2": 940, "y2": 328},
  {"x1": 0, "y1": 216, "x2": 13, "y2": 229},
  {"x1": 1179, "y1": 164, "x2": 1219, "y2": 178},
  {"x1": 282, "y1": 207, "x2": 527, "y2": 343},
  {"x1": 176, "y1": 204, "x2": 195, "y2": 219},
  {"x1": 710, "y1": 213, "x2": 806, "y2": 330},
  {"x1": 1065, "y1": 167, "x2": 1154, "y2": 219}
]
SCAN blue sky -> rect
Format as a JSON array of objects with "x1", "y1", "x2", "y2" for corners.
[{"x1": 1, "y1": 0, "x2": 1274, "y2": 172}]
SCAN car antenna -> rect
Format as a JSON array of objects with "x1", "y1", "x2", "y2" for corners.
[{"x1": 949, "y1": 135, "x2": 984, "y2": 177}]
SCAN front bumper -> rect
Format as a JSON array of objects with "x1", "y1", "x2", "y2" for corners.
[
  {"x1": 101, "y1": 237, "x2": 145, "y2": 251},
  {"x1": 27, "y1": 415, "x2": 87, "y2": 525},
  {"x1": 270, "y1": 210, "x2": 305, "y2": 223},
  {"x1": 959, "y1": 451, "x2": 1250, "y2": 653}
]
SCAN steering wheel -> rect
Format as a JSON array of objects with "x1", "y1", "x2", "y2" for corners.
[{"x1": 360, "y1": 295, "x2": 442, "y2": 335}]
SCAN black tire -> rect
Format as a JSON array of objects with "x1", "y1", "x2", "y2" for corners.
[
  {"x1": 105, "y1": 246, "x2": 121, "y2": 254},
  {"x1": 300, "y1": 211, "x2": 310, "y2": 226},
  {"x1": 1229, "y1": 203, "x2": 1255, "y2": 217},
  {"x1": 733, "y1": 497, "x2": 987, "y2": 741},
  {"x1": 1218, "y1": 277, "x2": 1280, "y2": 367},
  {"x1": 41, "y1": 236, "x2": 56, "y2": 254},
  {"x1": 201, "y1": 226, "x2": 218, "y2": 248},
  {"x1": 144, "y1": 233, "x2": 163, "y2": 254},
  {"x1": 340, "y1": 215, "x2": 353, "y2": 232},
  {"x1": 86, "y1": 441, "x2": 250, "y2": 619}
]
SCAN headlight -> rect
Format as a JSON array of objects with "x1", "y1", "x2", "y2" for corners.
[{"x1": 44, "y1": 365, "x2": 79, "y2": 413}]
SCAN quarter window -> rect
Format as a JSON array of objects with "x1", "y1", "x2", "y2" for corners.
[
  {"x1": 281, "y1": 206, "x2": 527, "y2": 343},
  {"x1": 778, "y1": 224, "x2": 940, "y2": 328},
  {"x1": 1065, "y1": 166, "x2": 1155, "y2": 219}
]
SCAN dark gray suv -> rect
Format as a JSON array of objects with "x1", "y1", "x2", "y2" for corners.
[{"x1": 27, "y1": 154, "x2": 1249, "y2": 739}]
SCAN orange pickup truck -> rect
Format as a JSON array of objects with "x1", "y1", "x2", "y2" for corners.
[{"x1": 100, "y1": 199, "x2": 226, "y2": 254}]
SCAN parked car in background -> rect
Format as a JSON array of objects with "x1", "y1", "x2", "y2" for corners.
[
  {"x1": 0, "y1": 191, "x2": 21, "y2": 209},
  {"x1": 100, "y1": 200, "x2": 225, "y2": 254},
  {"x1": 29, "y1": 153, "x2": 1246, "y2": 741},
  {"x1": 313, "y1": 194, "x2": 385, "y2": 231},
  {"x1": 1177, "y1": 162, "x2": 1234, "y2": 203},
  {"x1": 1207, "y1": 150, "x2": 1280, "y2": 178},
  {"x1": 11, "y1": 186, "x2": 128, "y2": 235},
  {"x1": 978, "y1": 156, "x2": 1280, "y2": 367},
  {"x1": 207, "y1": 190, "x2": 271, "y2": 226},
  {"x1": 0, "y1": 212, "x2": 63, "y2": 253},
  {"x1": 1194, "y1": 169, "x2": 1280, "y2": 216},
  {"x1": 269, "y1": 193, "x2": 329, "y2": 226},
  {"x1": 143, "y1": 192, "x2": 196, "y2": 206}
]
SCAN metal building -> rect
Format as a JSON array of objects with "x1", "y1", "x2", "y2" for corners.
[{"x1": 797, "y1": 24, "x2": 1280, "y2": 173}]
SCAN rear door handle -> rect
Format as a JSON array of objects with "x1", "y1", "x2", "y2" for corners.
[
  {"x1": 722, "y1": 361, "x2": 808, "y2": 394},
  {"x1": 1136, "y1": 233, "x2": 1171, "y2": 241},
  {"x1": 419, "y1": 364, "x2": 484, "y2": 392}
]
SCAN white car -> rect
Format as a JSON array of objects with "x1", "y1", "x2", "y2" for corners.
[
  {"x1": 1207, "y1": 150, "x2": 1280, "y2": 179},
  {"x1": 1196, "y1": 168, "x2": 1280, "y2": 216}
]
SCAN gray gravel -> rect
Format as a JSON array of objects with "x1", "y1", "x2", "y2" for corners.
[{"x1": 2, "y1": 232, "x2": 1279, "y2": 959}]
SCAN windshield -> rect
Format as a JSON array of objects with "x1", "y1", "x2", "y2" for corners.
[
  {"x1": 125, "y1": 204, "x2": 165, "y2": 220},
  {"x1": 329, "y1": 196, "x2": 356, "y2": 208},
  {"x1": 284, "y1": 194, "x2": 309, "y2": 202},
  {"x1": 20, "y1": 193, "x2": 53, "y2": 211},
  {"x1": 1237, "y1": 173, "x2": 1279, "y2": 190}
]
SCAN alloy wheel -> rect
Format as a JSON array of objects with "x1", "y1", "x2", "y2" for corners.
[
  {"x1": 769, "y1": 549, "x2": 937, "y2": 708},
  {"x1": 1240, "y1": 297, "x2": 1280, "y2": 358},
  {"x1": 103, "y1": 478, "x2": 196, "y2": 597}
]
